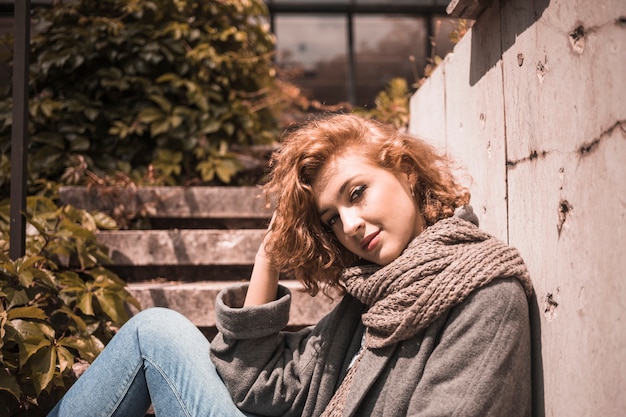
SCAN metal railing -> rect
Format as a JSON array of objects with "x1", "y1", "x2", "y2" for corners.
[{"x1": 9, "y1": 0, "x2": 29, "y2": 260}]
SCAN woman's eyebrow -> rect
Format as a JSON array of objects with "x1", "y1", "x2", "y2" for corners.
[{"x1": 317, "y1": 178, "x2": 353, "y2": 218}]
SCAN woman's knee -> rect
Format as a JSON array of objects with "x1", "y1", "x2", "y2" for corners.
[
  {"x1": 127, "y1": 307, "x2": 207, "y2": 350},
  {"x1": 130, "y1": 307, "x2": 188, "y2": 324}
]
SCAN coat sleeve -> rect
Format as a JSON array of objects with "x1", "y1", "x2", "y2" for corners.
[
  {"x1": 209, "y1": 283, "x2": 357, "y2": 417},
  {"x1": 409, "y1": 277, "x2": 532, "y2": 417}
]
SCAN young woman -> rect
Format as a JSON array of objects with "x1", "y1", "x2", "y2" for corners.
[{"x1": 48, "y1": 114, "x2": 533, "y2": 417}]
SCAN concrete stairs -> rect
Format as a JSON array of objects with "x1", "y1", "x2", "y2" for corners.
[{"x1": 59, "y1": 186, "x2": 338, "y2": 339}]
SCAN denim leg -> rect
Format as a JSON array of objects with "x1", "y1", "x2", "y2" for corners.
[{"x1": 47, "y1": 308, "x2": 251, "y2": 417}]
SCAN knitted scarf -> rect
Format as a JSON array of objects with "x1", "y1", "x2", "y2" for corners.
[{"x1": 320, "y1": 216, "x2": 533, "y2": 417}]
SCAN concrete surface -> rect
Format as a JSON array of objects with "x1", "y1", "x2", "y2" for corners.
[{"x1": 409, "y1": 0, "x2": 626, "y2": 415}]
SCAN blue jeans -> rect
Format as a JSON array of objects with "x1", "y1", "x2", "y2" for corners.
[{"x1": 47, "y1": 308, "x2": 255, "y2": 417}]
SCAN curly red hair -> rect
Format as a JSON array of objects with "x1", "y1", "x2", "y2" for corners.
[{"x1": 263, "y1": 114, "x2": 469, "y2": 297}]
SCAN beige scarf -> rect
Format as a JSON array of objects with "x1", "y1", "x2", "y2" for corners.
[{"x1": 320, "y1": 216, "x2": 533, "y2": 417}]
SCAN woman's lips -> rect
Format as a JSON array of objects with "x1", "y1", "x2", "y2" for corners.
[{"x1": 361, "y1": 231, "x2": 380, "y2": 251}]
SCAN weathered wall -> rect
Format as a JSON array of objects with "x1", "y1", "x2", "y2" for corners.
[{"x1": 409, "y1": 0, "x2": 626, "y2": 416}]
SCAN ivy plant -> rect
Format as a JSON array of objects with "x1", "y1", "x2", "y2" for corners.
[
  {"x1": 353, "y1": 77, "x2": 411, "y2": 130},
  {"x1": 0, "y1": 196, "x2": 140, "y2": 416},
  {"x1": 0, "y1": 0, "x2": 283, "y2": 196}
]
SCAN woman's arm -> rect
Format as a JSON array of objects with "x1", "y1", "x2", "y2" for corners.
[
  {"x1": 244, "y1": 215, "x2": 280, "y2": 306},
  {"x1": 211, "y1": 284, "x2": 361, "y2": 417},
  {"x1": 244, "y1": 243, "x2": 280, "y2": 306}
]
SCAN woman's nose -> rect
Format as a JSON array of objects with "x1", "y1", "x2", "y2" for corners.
[{"x1": 341, "y1": 208, "x2": 363, "y2": 237}]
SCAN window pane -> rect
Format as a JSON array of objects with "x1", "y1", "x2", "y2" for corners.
[
  {"x1": 268, "y1": 0, "x2": 348, "y2": 4},
  {"x1": 356, "y1": 0, "x2": 436, "y2": 4},
  {"x1": 274, "y1": 14, "x2": 349, "y2": 106},
  {"x1": 432, "y1": 15, "x2": 461, "y2": 55},
  {"x1": 354, "y1": 15, "x2": 427, "y2": 106}
]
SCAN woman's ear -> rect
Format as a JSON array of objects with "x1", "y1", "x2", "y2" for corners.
[
  {"x1": 404, "y1": 171, "x2": 417, "y2": 198},
  {"x1": 407, "y1": 171, "x2": 417, "y2": 186},
  {"x1": 399, "y1": 158, "x2": 415, "y2": 178}
]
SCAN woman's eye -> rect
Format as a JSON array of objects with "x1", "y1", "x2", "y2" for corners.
[
  {"x1": 326, "y1": 214, "x2": 339, "y2": 227},
  {"x1": 350, "y1": 185, "x2": 366, "y2": 201}
]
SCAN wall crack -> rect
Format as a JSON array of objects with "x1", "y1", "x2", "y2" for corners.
[
  {"x1": 578, "y1": 119, "x2": 626, "y2": 157},
  {"x1": 506, "y1": 120, "x2": 625, "y2": 169},
  {"x1": 506, "y1": 149, "x2": 549, "y2": 168}
]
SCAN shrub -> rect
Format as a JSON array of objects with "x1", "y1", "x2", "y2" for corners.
[
  {"x1": 353, "y1": 77, "x2": 411, "y2": 131},
  {"x1": 0, "y1": 0, "x2": 282, "y2": 196},
  {"x1": 0, "y1": 196, "x2": 139, "y2": 416}
]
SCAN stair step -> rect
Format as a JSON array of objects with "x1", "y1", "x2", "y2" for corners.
[
  {"x1": 58, "y1": 186, "x2": 336, "y2": 332},
  {"x1": 59, "y1": 186, "x2": 273, "y2": 222},
  {"x1": 97, "y1": 229, "x2": 264, "y2": 266},
  {"x1": 126, "y1": 280, "x2": 338, "y2": 330}
]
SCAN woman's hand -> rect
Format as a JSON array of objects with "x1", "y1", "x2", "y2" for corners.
[{"x1": 244, "y1": 213, "x2": 280, "y2": 306}]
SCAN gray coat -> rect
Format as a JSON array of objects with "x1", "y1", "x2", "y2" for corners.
[{"x1": 210, "y1": 277, "x2": 531, "y2": 417}]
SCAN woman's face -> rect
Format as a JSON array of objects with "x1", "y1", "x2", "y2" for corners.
[{"x1": 312, "y1": 152, "x2": 424, "y2": 266}]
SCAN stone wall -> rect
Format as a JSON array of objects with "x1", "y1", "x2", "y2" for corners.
[{"x1": 409, "y1": 0, "x2": 626, "y2": 415}]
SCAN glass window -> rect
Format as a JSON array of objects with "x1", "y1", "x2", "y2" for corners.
[
  {"x1": 431, "y1": 15, "x2": 459, "y2": 55},
  {"x1": 266, "y1": 1, "x2": 455, "y2": 107},
  {"x1": 274, "y1": 14, "x2": 349, "y2": 106},
  {"x1": 269, "y1": 0, "x2": 348, "y2": 4},
  {"x1": 356, "y1": 0, "x2": 437, "y2": 4},
  {"x1": 354, "y1": 15, "x2": 428, "y2": 106}
]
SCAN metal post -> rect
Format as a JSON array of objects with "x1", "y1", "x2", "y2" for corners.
[
  {"x1": 9, "y1": 0, "x2": 30, "y2": 260},
  {"x1": 346, "y1": 11, "x2": 355, "y2": 106}
]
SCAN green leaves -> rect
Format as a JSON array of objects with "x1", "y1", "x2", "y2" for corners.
[
  {"x1": 0, "y1": 367, "x2": 22, "y2": 402},
  {"x1": 353, "y1": 77, "x2": 411, "y2": 130},
  {"x1": 0, "y1": 196, "x2": 140, "y2": 413},
  {"x1": 194, "y1": 140, "x2": 242, "y2": 183},
  {"x1": 0, "y1": 0, "x2": 284, "y2": 195},
  {"x1": 197, "y1": 155, "x2": 241, "y2": 184}
]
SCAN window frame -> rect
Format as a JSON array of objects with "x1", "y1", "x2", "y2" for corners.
[{"x1": 264, "y1": 0, "x2": 448, "y2": 105}]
